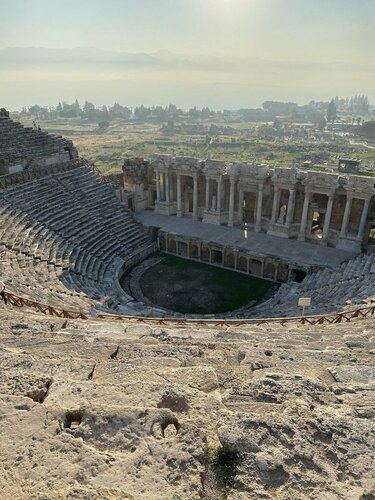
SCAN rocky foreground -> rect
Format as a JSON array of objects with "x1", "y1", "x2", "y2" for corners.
[{"x1": 0, "y1": 305, "x2": 374, "y2": 499}]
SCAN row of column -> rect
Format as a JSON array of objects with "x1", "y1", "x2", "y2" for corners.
[
  {"x1": 298, "y1": 191, "x2": 370, "y2": 242},
  {"x1": 157, "y1": 171, "x2": 198, "y2": 220},
  {"x1": 178, "y1": 173, "x2": 198, "y2": 220},
  {"x1": 297, "y1": 192, "x2": 332, "y2": 242},
  {"x1": 157, "y1": 171, "x2": 371, "y2": 242},
  {"x1": 205, "y1": 177, "x2": 225, "y2": 213},
  {"x1": 339, "y1": 195, "x2": 370, "y2": 240},
  {"x1": 270, "y1": 187, "x2": 296, "y2": 226}
]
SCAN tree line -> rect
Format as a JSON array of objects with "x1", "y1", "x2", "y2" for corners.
[{"x1": 16, "y1": 95, "x2": 372, "y2": 125}]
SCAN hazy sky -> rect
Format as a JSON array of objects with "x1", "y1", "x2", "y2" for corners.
[{"x1": 0, "y1": 0, "x2": 374, "y2": 109}]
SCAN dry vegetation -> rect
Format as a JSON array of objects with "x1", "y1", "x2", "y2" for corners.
[{"x1": 27, "y1": 118, "x2": 375, "y2": 175}]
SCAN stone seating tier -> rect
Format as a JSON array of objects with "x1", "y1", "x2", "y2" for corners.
[
  {"x1": 0, "y1": 115, "x2": 76, "y2": 169},
  {"x1": 0, "y1": 161, "x2": 154, "y2": 314},
  {"x1": 246, "y1": 252, "x2": 375, "y2": 318}
]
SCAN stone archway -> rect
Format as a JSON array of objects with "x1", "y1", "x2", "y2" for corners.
[
  {"x1": 238, "y1": 255, "x2": 247, "y2": 272},
  {"x1": 201, "y1": 246, "x2": 210, "y2": 262},
  {"x1": 276, "y1": 263, "x2": 289, "y2": 282},
  {"x1": 264, "y1": 262, "x2": 275, "y2": 280},
  {"x1": 225, "y1": 252, "x2": 235, "y2": 269},
  {"x1": 177, "y1": 241, "x2": 188, "y2": 257},
  {"x1": 249, "y1": 259, "x2": 262, "y2": 276},
  {"x1": 243, "y1": 192, "x2": 257, "y2": 224},
  {"x1": 211, "y1": 249, "x2": 223, "y2": 265},
  {"x1": 190, "y1": 243, "x2": 199, "y2": 259},
  {"x1": 168, "y1": 239, "x2": 177, "y2": 254}
]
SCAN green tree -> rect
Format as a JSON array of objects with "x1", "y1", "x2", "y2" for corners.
[
  {"x1": 317, "y1": 117, "x2": 327, "y2": 131},
  {"x1": 327, "y1": 99, "x2": 337, "y2": 123}
]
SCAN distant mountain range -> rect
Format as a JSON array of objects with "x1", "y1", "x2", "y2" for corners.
[
  {"x1": 1, "y1": 47, "x2": 373, "y2": 111},
  {"x1": 1, "y1": 46, "x2": 372, "y2": 72}
]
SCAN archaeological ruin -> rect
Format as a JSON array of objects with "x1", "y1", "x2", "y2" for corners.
[
  {"x1": 124, "y1": 154, "x2": 375, "y2": 252},
  {"x1": 1, "y1": 111, "x2": 375, "y2": 499}
]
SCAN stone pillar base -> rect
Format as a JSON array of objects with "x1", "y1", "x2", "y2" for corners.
[
  {"x1": 202, "y1": 210, "x2": 229, "y2": 225},
  {"x1": 267, "y1": 222, "x2": 292, "y2": 239},
  {"x1": 155, "y1": 201, "x2": 177, "y2": 216},
  {"x1": 337, "y1": 236, "x2": 362, "y2": 251}
]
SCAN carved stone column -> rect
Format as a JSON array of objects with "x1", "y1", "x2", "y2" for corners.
[
  {"x1": 339, "y1": 195, "x2": 353, "y2": 237},
  {"x1": 255, "y1": 184, "x2": 263, "y2": 232},
  {"x1": 298, "y1": 192, "x2": 310, "y2": 241},
  {"x1": 286, "y1": 189, "x2": 296, "y2": 225},
  {"x1": 217, "y1": 178, "x2": 222, "y2": 214},
  {"x1": 274, "y1": 263, "x2": 279, "y2": 281},
  {"x1": 177, "y1": 173, "x2": 182, "y2": 216},
  {"x1": 321, "y1": 194, "x2": 334, "y2": 244},
  {"x1": 228, "y1": 178, "x2": 235, "y2": 227},
  {"x1": 205, "y1": 177, "x2": 210, "y2": 211},
  {"x1": 160, "y1": 172, "x2": 165, "y2": 201},
  {"x1": 358, "y1": 198, "x2": 370, "y2": 240},
  {"x1": 156, "y1": 171, "x2": 161, "y2": 202},
  {"x1": 165, "y1": 172, "x2": 170, "y2": 203},
  {"x1": 238, "y1": 188, "x2": 244, "y2": 224},
  {"x1": 193, "y1": 175, "x2": 198, "y2": 220},
  {"x1": 271, "y1": 187, "x2": 280, "y2": 224}
]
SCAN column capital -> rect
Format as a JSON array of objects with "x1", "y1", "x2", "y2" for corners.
[
  {"x1": 361, "y1": 194, "x2": 372, "y2": 203},
  {"x1": 344, "y1": 192, "x2": 373, "y2": 203}
]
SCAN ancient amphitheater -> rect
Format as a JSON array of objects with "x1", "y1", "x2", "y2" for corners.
[{"x1": 0, "y1": 109, "x2": 374, "y2": 500}]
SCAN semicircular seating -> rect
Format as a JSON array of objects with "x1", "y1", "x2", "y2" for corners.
[
  {"x1": 245, "y1": 252, "x2": 375, "y2": 318},
  {"x1": 1, "y1": 113, "x2": 375, "y2": 320},
  {"x1": 0, "y1": 160, "x2": 155, "y2": 314}
]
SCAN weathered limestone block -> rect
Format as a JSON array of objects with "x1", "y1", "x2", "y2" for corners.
[
  {"x1": 156, "y1": 366, "x2": 219, "y2": 393},
  {"x1": 329, "y1": 365, "x2": 375, "y2": 384}
]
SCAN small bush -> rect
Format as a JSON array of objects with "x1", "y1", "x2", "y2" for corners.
[{"x1": 205, "y1": 443, "x2": 240, "y2": 493}]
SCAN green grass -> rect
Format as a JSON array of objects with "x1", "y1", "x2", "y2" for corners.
[{"x1": 139, "y1": 254, "x2": 277, "y2": 314}]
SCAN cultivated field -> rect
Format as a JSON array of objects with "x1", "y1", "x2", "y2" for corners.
[{"x1": 21, "y1": 117, "x2": 375, "y2": 175}]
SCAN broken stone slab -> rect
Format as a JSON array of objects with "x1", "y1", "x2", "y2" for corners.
[{"x1": 329, "y1": 365, "x2": 375, "y2": 384}]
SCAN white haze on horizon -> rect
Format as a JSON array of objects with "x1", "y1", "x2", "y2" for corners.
[{"x1": 1, "y1": 47, "x2": 374, "y2": 111}]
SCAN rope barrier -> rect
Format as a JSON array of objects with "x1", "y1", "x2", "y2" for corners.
[{"x1": 3, "y1": 291, "x2": 375, "y2": 328}]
